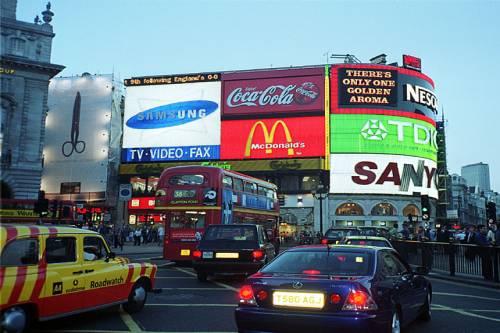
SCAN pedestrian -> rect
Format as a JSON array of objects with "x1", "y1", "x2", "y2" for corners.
[
  {"x1": 475, "y1": 225, "x2": 493, "y2": 280},
  {"x1": 134, "y1": 228, "x2": 141, "y2": 246},
  {"x1": 416, "y1": 226, "x2": 427, "y2": 242},
  {"x1": 401, "y1": 224, "x2": 410, "y2": 240},
  {"x1": 486, "y1": 223, "x2": 498, "y2": 246},
  {"x1": 389, "y1": 223, "x2": 399, "y2": 240},
  {"x1": 158, "y1": 225, "x2": 165, "y2": 246}
]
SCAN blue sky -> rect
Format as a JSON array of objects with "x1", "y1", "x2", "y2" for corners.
[{"x1": 19, "y1": 0, "x2": 500, "y2": 191}]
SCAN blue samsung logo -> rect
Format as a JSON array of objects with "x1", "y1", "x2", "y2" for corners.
[{"x1": 126, "y1": 100, "x2": 218, "y2": 129}]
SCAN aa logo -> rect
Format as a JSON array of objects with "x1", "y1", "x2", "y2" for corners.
[
  {"x1": 52, "y1": 282, "x2": 63, "y2": 295},
  {"x1": 245, "y1": 120, "x2": 304, "y2": 157}
]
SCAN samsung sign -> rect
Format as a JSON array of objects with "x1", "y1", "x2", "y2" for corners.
[
  {"x1": 122, "y1": 81, "x2": 221, "y2": 162},
  {"x1": 126, "y1": 100, "x2": 218, "y2": 129}
]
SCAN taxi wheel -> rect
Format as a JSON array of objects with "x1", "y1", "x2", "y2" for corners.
[
  {"x1": 123, "y1": 281, "x2": 148, "y2": 313},
  {"x1": 390, "y1": 308, "x2": 401, "y2": 333},
  {"x1": 419, "y1": 291, "x2": 432, "y2": 321},
  {"x1": 197, "y1": 272, "x2": 208, "y2": 282},
  {"x1": 1, "y1": 306, "x2": 30, "y2": 333}
]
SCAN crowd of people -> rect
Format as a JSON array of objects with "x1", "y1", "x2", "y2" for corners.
[
  {"x1": 387, "y1": 222, "x2": 500, "y2": 246},
  {"x1": 78, "y1": 223, "x2": 165, "y2": 250}
]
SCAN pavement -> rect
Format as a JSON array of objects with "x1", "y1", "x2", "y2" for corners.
[{"x1": 110, "y1": 241, "x2": 163, "y2": 256}]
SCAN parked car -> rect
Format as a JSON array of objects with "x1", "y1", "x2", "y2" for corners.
[
  {"x1": 235, "y1": 245, "x2": 431, "y2": 333},
  {"x1": 192, "y1": 224, "x2": 275, "y2": 281},
  {"x1": 321, "y1": 227, "x2": 361, "y2": 245},
  {"x1": 0, "y1": 224, "x2": 157, "y2": 333},
  {"x1": 341, "y1": 236, "x2": 393, "y2": 248}
]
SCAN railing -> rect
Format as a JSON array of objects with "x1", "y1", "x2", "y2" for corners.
[{"x1": 392, "y1": 240, "x2": 500, "y2": 283}]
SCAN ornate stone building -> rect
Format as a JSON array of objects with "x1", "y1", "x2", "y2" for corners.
[{"x1": 1, "y1": 0, "x2": 64, "y2": 199}]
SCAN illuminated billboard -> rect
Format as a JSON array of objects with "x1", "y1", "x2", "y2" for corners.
[
  {"x1": 42, "y1": 75, "x2": 119, "y2": 200},
  {"x1": 221, "y1": 117, "x2": 325, "y2": 160},
  {"x1": 330, "y1": 114, "x2": 437, "y2": 161},
  {"x1": 222, "y1": 68, "x2": 324, "y2": 117},
  {"x1": 122, "y1": 80, "x2": 221, "y2": 163},
  {"x1": 332, "y1": 64, "x2": 437, "y2": 119},
  {"x1": 330, "y1": 154, "x2": 438, "y2": 198}
]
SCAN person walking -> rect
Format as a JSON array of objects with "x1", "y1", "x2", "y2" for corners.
[
  {"x1": 158, "y1": 225, "x2": 165, "y2": 246},
  {"x1": 134, "y1": 228, "x2": 141, "y2": 246}
]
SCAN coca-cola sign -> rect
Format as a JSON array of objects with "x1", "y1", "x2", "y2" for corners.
[{"x1": 222, "y1": 72, "x2": 324, "y2": 117}]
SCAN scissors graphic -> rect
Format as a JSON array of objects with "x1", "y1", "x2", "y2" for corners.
[{"x1": 62, "y1": 91, "x2": 86, "y2": 157}]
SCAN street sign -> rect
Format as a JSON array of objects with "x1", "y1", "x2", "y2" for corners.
[{"x1": 119, "y1": 184, "x2": 132, "y2": 201}]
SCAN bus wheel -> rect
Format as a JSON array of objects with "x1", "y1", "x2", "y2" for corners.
[{"x1": 197, "y1": 272, "x2": 208, "y2": 282}]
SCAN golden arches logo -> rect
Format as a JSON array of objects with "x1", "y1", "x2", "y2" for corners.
[{"x1": 245, "y1": 120, "x2": 294, "y2": 157}]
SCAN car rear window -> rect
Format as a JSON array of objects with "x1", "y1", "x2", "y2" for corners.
[
  {"x1": 346, "y1": 239, "x2": 390, "y2": 247},
  {"x1": 325, "y1": 229, "x2": 360, "y2": 238},
  {"x1": 261, "y1": 250, "x2": 373, "y2": 276},
  {"x1": 203, "y1": 226, "x2": 257, "y2": 241}
]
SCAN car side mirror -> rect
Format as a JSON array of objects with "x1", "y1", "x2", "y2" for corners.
[
  {"x1": 414, "y1": 266, "x2": 429, "y2": 275},
  {"x1": 106, "y1": 251, "x2": 116, "y2": 262}
]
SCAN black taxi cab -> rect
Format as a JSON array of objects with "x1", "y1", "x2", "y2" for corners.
[{"x1": 0, "y1": 224, "x2": 157, "y2": 333}]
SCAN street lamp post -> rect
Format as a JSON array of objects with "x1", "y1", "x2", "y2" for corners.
[{"x1": 312, "y1": 185, "x2": 328, "y2": 236}]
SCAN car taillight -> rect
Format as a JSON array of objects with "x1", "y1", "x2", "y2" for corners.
[
  {"x1": 321, "y1": 238, "x2": 328, "y2": 245},
  {"x1": 252, "y1": 250, "x2": 264, "y2": 261},
  {"x1": 342, "y1": 290, "x2": 378, "y2": 311},
  {"x1": 256, "y1": 290, "x2": 268, "y2": 301},
  {"x1": 192, "y1": 250, "x2": 202, "y2": 259},
  {"x1": 239, "y1": 285, "x2": 257, "y2": 306},
  {"x1": 330, "y1": 293, "x2": 342, "y2": 304}
]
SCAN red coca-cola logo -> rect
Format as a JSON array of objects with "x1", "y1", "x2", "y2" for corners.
[
  {"x1": 294, "y1": 82, "x2": 320, "y2": 105},
  {"x1": 226, "y1": 82, "x2": 319, "y2": 108}
]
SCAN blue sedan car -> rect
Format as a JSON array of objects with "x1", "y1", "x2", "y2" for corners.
[{"x1": 235, "y1": 245, "x2": 431, "y2": 333}]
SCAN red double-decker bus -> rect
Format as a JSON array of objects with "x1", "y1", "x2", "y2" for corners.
[{"x1": 155, "y1": 166, "x2": 279, "y2": 261}]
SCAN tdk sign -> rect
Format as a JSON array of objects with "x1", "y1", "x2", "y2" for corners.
[{"x1": 126, "y1": 100, "x2": 218, "y2": 129}]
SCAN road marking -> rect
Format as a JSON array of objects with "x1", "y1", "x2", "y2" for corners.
[
  {"x1": 146, "y1": 303, "x2": 236, "y2": 307},
  {"x1": 428, "y1": 277, "x2": 500, "y2": 294},
  {"x1": 119, "y1": 308, "x2": 143, "y2": 332},
  {"x1": 433, "y1": 292, "x2": 500, "y2": 301},
  {"x1": 155, "y1": 276, "x2": 196, "y2": 279},
  {"x1": 470, "y1": 309, "x2": 500, "y2": 313},
  {"x1": 433, "y1": 304, "x2": 500, "y2": 322},
  {"x1": 159, "y1": 287, "x2": 230, "y2": 290},
  {"x1": 174, "y1": 267, "x2": 240, "y2": 292},
  {"x1": 35, "y1": 331, "x2": 129, "y2": 333}
]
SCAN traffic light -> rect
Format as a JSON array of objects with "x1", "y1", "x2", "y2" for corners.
[
  {"x1": 421, "y1": 195, "x2": 431, "y2": 221},
  {"x1": 486, "y1": 201, "x2": 497, "y2": 223}
]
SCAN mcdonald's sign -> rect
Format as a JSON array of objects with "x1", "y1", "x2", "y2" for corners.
[{"x1": 221, "y1": 117, "x2": 324, "y2": 160}]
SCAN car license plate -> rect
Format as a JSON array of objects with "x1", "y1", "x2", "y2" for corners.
[
  {"x1": 180, "y1": 249, "x2": 191, "y2": 256},
  {"x1": 215, "y1": 252, "x2": 239, "y2": 259},
  {"x1": 202, "y1": 251, "x2": 213, "y2": 259},
  {"x1": 273, "y1": 291, "x2": 324, "y2": 309}
]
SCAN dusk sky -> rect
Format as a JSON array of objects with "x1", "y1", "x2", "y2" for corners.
[{"x1": 18, "y1": 0, "x2": 500, "y2": 191}]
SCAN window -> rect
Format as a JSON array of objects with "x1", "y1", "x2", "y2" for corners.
[
  {"x1": 336, "y1": 203, "x2": 364, "y2": 216},
  {"x1": 204, "y1": 226, "x2": 257, "y2": 241},
  {"x1": 147, "y1": 176, "x2": 159, "y2": 194},
  {"x1": 60, "y1": 182, "x2": 81, "y2": 194},
  {"x1": 261, "y1": 251, "x2": 373, "y2": 276},
  {"x1": 257, "y1": 186, "x2": 267, "y2": 196},
  {"x1": 1, "y1": 239, "x2": 38, "y2": 266},
  {"x1": 403, "y1": 204, "x2": 420, "y2": 217},
  {"x1": 170, "y1": 212, "x2": 206, "y2": 229},
  {"x1": 244, "y1": 181, "x2": 256, "y2": 193},
  {"x1": 233, "y1": 178, "x2": 244, "y2": 191},
  {"x1": 10, "y1": 38, "x2": 26, "y2": 56},
  {"x1": 131, "y1": 177, "x2": 146, "y2": 195},
  {"x1": 223, "y1": 176, "x2": 233, "y2": 188},
  {"x1": 83, "y1": 236, "x2": 109, "y2": 261},
  {"x1": 301, "y1": 175, "x2": 320, "y2": 191},
  {"x1": 380, "y1": 252, "x2": 408, "y2": 276},
  {"x1": 46, "y1": 238, "x2": 76, "y2": 263},
  {"x1": 371, "y1": 203, "x2": 396, "y2": 216},
  {"x1": 169, "y1": 174, "x2": 204, "y2": 185}
]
